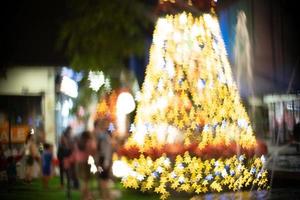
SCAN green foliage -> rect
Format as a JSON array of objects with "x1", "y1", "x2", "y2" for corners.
[{"x1": 58, "y1": 0, "x2": 154, "y2": 73}]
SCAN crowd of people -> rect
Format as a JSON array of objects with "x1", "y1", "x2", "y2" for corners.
[
  {"x1": 0, "y1": 116, "x2": 116, "y2": 200},
  {"x1": 58, "y1": 116, "x2": 115, "y2": 200}
]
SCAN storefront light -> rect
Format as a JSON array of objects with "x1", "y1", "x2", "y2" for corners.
[
  {"x1": 60, "y1": 76, "x2": 78, "y2": 98},
  {"x1": 61, "y1": 99, "x2": 73, "y2": 117}
]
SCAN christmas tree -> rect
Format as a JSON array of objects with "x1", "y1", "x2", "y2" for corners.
[{"x1": 113, "y1": 1, "x2": 268, "y2": 199}]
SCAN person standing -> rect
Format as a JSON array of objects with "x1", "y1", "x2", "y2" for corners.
[
  {"x1": 74, "y1": 130, "x2": 97, "y2": 200},
  {"x1": 41, "y1": 143, "x2": 53, "y2": 189},
  {"x1": 57, "y1": 126, "x2": 74, "y2": 188},
  {"x1": 24, "y1": 133, "x2": 39, "y2": 183},
  {"x1": 94, "y1": 118, "x2": 113, "y2": 200}
]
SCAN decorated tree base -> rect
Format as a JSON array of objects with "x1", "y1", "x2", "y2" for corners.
[
  {"x1": 114, "y1": 140, "x2": 268, "y2": 199},
  {"x1": 114, "y1": 152, "x2": 268, "y2": 199},
  {"x1": 114, "y1": 141, "x2": 268, "y2": 199}
]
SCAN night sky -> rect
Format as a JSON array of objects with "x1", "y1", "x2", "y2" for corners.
[{"x1": 1, "y1": 0, "x2": 68, "y2": 67}]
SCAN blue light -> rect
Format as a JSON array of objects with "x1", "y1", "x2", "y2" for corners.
[
  {"x1": 204, "y1": 194, "x2": 213, "y2": 200},
  {"x1": 250, "y1": 167, "x2": 256, "y2": 174},
  {"x1": 225, "y1": 165, "x2": 230, "y2": 171},
  {"x1": 205, "y1": 174, "x2": 213, "y2": 181},
  {"x1": 61, "y1": 66, "x2": 83, "y2": 82},
  {"x1": 108, "y1": 123, "x2": 115, "y2": 133},
  {"x1": 214, "y1": 161, "x2": 219, "y2": 167},
  {"x1": 17, "y1": 116, "x2": 22, "y2": 124},
  {"x1": 197, "y1": 79, "x2": 206, "y2": 89},
  {"x1": 221, "y1": 120, "x2": 227, "y2": 129},
  {"x1": 152, "y1": 172, "x2": 159, "y2": 178},
  {"x1": 238, "y1": 155, "x2": 245, "y2": 162}
]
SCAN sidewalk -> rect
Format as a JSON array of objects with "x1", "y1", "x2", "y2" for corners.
[
  {"x1": 266, "y1": 140, "x2": 300, "y2": 173},
  {"x1": 265, "y1": 139, "x2": 300, "y2": 192}
]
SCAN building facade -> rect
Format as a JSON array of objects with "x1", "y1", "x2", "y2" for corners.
[{"x1": 0, "y1": 66, "x2": 56, "y2": 146}]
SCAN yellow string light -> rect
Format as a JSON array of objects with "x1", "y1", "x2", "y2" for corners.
[{"x1": 113, "y1": 12, "x2": 268, "y2": 199}]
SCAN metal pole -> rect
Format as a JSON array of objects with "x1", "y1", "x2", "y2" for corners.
[
  {"x1": 292, "y1": 100, "x2": 295, "y2": 124},
  {"x1": 8, "y1": 109, "x2": 12, "y2": 150},
  {"x1": 273, "y1": 102, "x2": 277, "y2": 145},
  {"x1": 283, "y1": 101, "x2": 286, "y2": 143}
]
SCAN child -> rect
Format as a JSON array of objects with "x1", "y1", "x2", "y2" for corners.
[{"x1": 41, "y1": 143, "x2": 53, "y2": 189}]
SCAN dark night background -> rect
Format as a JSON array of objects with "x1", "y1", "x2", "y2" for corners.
[
  {"x1": 1, "y1": 0, "x2": 300, "y2": 94},
  {"x1": 1, "y1": 0, "x2": 68, "y2": 67}
]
